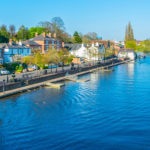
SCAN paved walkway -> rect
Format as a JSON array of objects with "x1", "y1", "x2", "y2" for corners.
[{"x1": 0, "y1": 59, "x2": 131, "y2": 99}]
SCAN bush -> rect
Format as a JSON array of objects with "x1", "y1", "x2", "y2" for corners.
[{"x1": 15, "y1": 65, "x2": 23, "y2": 73}]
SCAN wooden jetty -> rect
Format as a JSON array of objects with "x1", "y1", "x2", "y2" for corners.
[
  {"x1": 65, "y1": 76, "x2": 90, "y2": 83},
  {"x1": 45, "y1": 82, "x2": 65, "y2": 88}
]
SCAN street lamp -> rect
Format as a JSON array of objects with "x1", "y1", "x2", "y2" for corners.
[
  {"x1": 12, "y1": 72, "x2": 15, "y2": 82},
  {"x1": 3, "y1": 79, "x2": 5, "y2": 92},
  {"x1": 6, "y1": 74, "x2": 9, "y2": 83}
]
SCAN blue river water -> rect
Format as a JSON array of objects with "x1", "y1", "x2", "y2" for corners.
[{"x1": 0, "y1": 57, "x2": 150, "y2": 150}]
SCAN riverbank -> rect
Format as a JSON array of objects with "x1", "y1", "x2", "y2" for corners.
[{"x1": 0, "y1": 59, "x2": 131, "y2": 99}]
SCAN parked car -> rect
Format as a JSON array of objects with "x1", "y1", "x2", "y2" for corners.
[
  {"x1": 0, "y1": 68, "x2": 10, "y2": 75},
  {"x1": 27, "y1": 65, "x2": 39, "y2": 71}
]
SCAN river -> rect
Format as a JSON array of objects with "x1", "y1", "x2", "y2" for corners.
[{"x1": 0, "y1": 56, "x2": 150, "y2": 150}]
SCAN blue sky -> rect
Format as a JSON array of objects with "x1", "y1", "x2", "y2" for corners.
[{"x1": 0, "y1": 0, "x2": 150, "y2": 41}]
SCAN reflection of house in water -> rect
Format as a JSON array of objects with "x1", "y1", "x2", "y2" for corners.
[{"x1": 127, "y1": 62, "x2": 135, "y2": 77}]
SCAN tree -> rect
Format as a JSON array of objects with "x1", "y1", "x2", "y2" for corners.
[
  {"x1": 29, "y1": 27, "x2": 46, "y2": 38},
  {"x1": 73, "y1": 31, "x2": 82, "y2": 43},
  {"x1": 0, "y1": 25, "x2": 9, "y2": 43},
  {"x1": 17, "y1": 25, "x2": 30, "y2": 40},
  {"x1": 125, "y1": 40, "x2": 136, "y2": 50},
  {"x1": 136, "y1": 40, "x2": 150, "y2": 52},
  {"x1": 125, "y1": 22, "x2": 136, "y2": 49},
  {"x1": 9, "y1": 25, "x2": 16, "y2": 39},
  {"x1": 51, "y1": 17, "x2": 65, "y2": 30},
  {"x1": 125, "y1": 22, "x2": 134, "y2": 41},
  {"x1": 44, "y1": 49, "x2": 59, "y2": 72}
]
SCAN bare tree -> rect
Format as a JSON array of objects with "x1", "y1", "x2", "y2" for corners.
[{"x1": 9, "y1": 25, "x2": 16, "y2": 38}]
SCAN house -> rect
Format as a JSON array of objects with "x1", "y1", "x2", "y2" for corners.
[
  {"x1": 0, "y1": 41, "x2": 31, "y2": 63},
  {"x1": 118, "y1": 49, "x2": 137, "y2": 60},
  {"x1": 65, "y1": 42, "x2": 105, "y2": 62},
  {"x1": 23, "y1": 32, "x2": 62, "y2": 53},
  {"x1": 87, "y1": 43, "x2": 105, "y2": 61},
  {"x1": 70, "y1": 44, "x2": 88, "y2": 58}
]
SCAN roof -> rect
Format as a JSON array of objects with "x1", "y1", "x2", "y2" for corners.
[
  {"x1": 119, "y1": 49, "x2": 135, "y2": 52},
  {"x1": 32, "y1": 34, "x2": 58, "y2": 42},
  {"x1": 0, "y1": 43, "x2": 30, "y2": 49},
  {"x1": 22, "y1": 40, "x2": 41, "y2": 46}
]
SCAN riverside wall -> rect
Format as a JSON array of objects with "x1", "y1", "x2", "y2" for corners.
[{"x1": 0, "y1": 59, "x2": 130, "y2": 98}]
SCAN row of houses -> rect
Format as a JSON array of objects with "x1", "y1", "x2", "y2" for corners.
[
  {"x1": 2, "y1": 33, "x2": 134, "y2": 65},
  {"x1": 0, "y1": 33, "x2": 62, "y2": 64},
  {"x1": 0, "y1": 42, "x2": 31, "y2": 64},
  {"x1": 65, "y1": 43, "x2": 105, "y2": 61}
]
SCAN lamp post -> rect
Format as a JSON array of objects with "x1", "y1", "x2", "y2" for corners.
[
  {"x1": 12, "y1": 72, "x2": 15, "y2": 82},
  {"x1": 6, "y1": 74, "x2": 9, "y2": 83},
  {"x1": 3, "y1": 79, "x2": 5, "y2": 92}
]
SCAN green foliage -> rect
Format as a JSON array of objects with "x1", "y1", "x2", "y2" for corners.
[
  {"x1": 29, "y1": 27, "x2": 45, "y2": 38},
  {"x1": 3, "y1": 62, "x2": 21, "y2": 72},
  {"x1": 0, "y1": 25, "x2": 9, "y2": 43},
  {"x1": 15, "y1": 65, "x2": 23, "y2": 73},
  {"x1": 125, "y1": 40, "x2": 136, "y2": 50},
  {"x1": 17, "y1": 25, "x2": 30, "y2": 40},
  {"x1": 73, "y1": 31, "x2": 82, "y2": 43},
  {"x1": 136, "y1": 40, "x2": 150, "y2": 52}
]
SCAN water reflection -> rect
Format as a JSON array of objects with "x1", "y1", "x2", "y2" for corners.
[
  {"x1": 127, "y1": 62, "x2": 135, "y2": 77},
  {"x1": 0, "y1": 57, "x2": 150, "y2": 149}
]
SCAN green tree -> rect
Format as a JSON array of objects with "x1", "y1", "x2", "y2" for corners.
[
  {"x1": 125, "y1": 22, "x2": 134, "y2": 41},
  {"x1": 73, "y1": 31, "x2": 82, "y2": 43},
  {"x1": 38, "y1": 21, "x2": 52, "y2": 33},
  {"x1": 17, "y1": 25, "x2": 30, "y2": 40},
  {"x1": 0, "y1": 25, "x2": 9, "y2": 43},
  {"x1": 136, "y1": 40, "x2": 150, "y2": 52},
  {"x1": 125, "y1": 22, "x2": 136, "y2": 50},
  {"x1": 29, "y1": 27, "x2": 46, "y2": 38},
  {"x1": 125, "y1": 40, "x2": 136, "y2": 50}
]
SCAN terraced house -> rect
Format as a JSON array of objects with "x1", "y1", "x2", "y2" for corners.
[
  {"x1": 23, "y1": 32, "x2": 62, "y2": 53},
  {"x1": 0, "y1": 40, "x2": 31, "y2": 64}
]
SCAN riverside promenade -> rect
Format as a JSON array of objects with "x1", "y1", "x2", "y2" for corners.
[{"x1": 0, "y1": 59, "x2": 131, "y2": 99}]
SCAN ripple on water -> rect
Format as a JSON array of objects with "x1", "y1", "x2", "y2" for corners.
[{"x1": 1, "y1": 57, "x2": 150, "y2": 149}]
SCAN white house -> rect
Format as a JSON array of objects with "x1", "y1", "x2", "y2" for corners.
[
  {"x1": 70, "y1": 44, "x2": 88, "y2": 58},
  {"x1": 87, "y1": 43, "x2": 105, "y2": 61},
  {"x1": 118, "y1": 49, "x2": 137, "y2": 60},
  {"x1": 69, "y1": 43, "x2": 105, "y2": 61}
]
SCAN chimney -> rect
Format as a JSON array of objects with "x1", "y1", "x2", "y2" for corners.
[
  {"x1": 42, "y1": 32, "x2": 46, "y2": 37},
  {"x1": 53, "y1": 33, "x2": 56, "y2": 38}
]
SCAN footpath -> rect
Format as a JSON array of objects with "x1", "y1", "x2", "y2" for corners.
[{"x1": 0, "y1": 59, "x2": 131, "y2": 99}]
